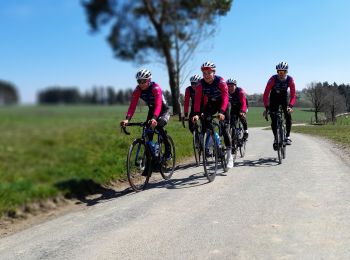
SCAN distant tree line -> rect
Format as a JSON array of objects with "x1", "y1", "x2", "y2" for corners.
[
  {"x1": 0, "y1": 80, "x2": 19, "y2": 105},
  {"x1": 246, "y1": 90, "x2": 311, "y2": 108},
  {"x1": 304, "y1": 82, "x2": 350, "y2": 123},
  {"x1": 37, "y1": 86, "x2": 174, "y2": 106}
]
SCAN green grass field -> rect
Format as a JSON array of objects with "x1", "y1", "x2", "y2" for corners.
[
  {"x1": 0, "y1": 105, "x2": 327, "y2": 217},
  {"x1": 293, "y1": 114, "x2": 350, "y2": 148}
]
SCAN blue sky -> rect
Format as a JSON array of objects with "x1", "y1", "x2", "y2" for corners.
[{"x1": 1, "y1": 0, "x2": 350, "y2": 104}]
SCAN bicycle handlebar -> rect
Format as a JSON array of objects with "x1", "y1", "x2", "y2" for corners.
[{"x1": 121, "y1": 122, "x2": 148, "y2": 135}]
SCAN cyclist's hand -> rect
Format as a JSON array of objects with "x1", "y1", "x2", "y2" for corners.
[
  {"x1": 120, "y1": 119, "x2": 128, "y2": 127},
  {"x1": 287, "y1": 106, "x2": 293, "y2": 113},
  {"x1": 150, "y1": 118, "x2": 157, "y2": 128},
  {"x1": 218, "y1": 113, "x2": 225, "y2": 121},
  {"x1": 263, "y1": 110, "x2": 267, "y2": 118},
  {"x1": 192, "y1": 115, "x2": 199, "y2": 122}
]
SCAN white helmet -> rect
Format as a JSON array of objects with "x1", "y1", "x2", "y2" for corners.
[
  {"x1": 276, "y1": 62, "x2": 288, "y2": 71},
  {"x1": 135, "y1": 69, "x2": 152, "y2": 80},
  {"x1": 226, "y1": 78, "x2": 237, "y2": 85},
  {"x1": 201, "y1": 61, "x2": 216, "y2": 71},
  {"x1": 190, "y1": 74, "x2": 201, "y2": 83}
]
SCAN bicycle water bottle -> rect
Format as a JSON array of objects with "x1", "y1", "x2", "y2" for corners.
[
  {"x1": 214, "y1": 132, "x2": 221, "y2": 147},
  {"x1": 146, "y1": 141, "x2": 155, "y2": 156},
  {"x1": 154, "y1": 142, "x2": 160, "y2": 157}
]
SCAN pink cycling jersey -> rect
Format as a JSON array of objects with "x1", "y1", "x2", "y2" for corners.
[
  {"x1": 126, "y1": 82, "x2": 163, "y2": 120},
  {"x1": 263, "y1": 75, "x2": 296, "y2": 108}
]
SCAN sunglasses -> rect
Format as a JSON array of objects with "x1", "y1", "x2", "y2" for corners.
[
  {"x1": 191, "y1": 82, "x2": 197, "y2": 86},
  {"x1": 137, "y1": 79, "x2": 148, "y2": 84},
  {"x1": 202, "y1": 71, "x2": 214, "y2": 76}
]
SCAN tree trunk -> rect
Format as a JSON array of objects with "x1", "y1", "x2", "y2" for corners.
[{"x1": 314, "y1": 110, "x2": 318, "y2": 123}]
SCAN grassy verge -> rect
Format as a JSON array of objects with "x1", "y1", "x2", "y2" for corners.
[
  {"x1": 0, "y1": 105, "x2": 316, "y2": 217},
  {"x1": 293, "y1": 115, "x2": 350, "y2": 148}
]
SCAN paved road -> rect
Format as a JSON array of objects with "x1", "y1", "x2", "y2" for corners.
[{"x1": 1, "y1": 128, "x2": 350, "y2": 259}]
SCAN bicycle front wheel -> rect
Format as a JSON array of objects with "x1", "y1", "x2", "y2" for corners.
[
  {"x1": 160, "y1": 135, "x2": 176, "y2": 180},
  {"x1": 281, "y1": 126, "x2": 286, "y2": 159},
  {"x1": 230, "y1": 127, "x2": 238, "y2": 164},
  {"x1": 202, "y1": 131, "x2": 218, "y2": 182},
  {"x1": 276, "y1": 128, "x2": 282, "y2": 164},
  {"x1": 127, "y1": 139, "x2": 151, "y2": 192},
  {"x1": 239, "y1": 122, "x2": 246, "y2": 158},
  {"x1": 193, "y1": 130, "x2": 201, "y2": 167}
]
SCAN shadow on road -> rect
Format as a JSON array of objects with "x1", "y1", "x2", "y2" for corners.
[
  {"x1": 235, "y1": 157, "x2": 279, "y2": 167},
  {"x1": 55, "y1": 179, "x2": 132, "y2": 207},
  {"x1": 56, "y1": 162, "x2": 226, "y2": 206}
]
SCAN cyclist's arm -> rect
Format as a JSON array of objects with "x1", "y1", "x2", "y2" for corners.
[
  {"x1": 151, "y1": 84, "x2": 163, "y2": 120},
  {"x1": 126, "y1": 87, "x2": 141, "y2": 120},
  {"x1": 218, "y1": 79, "x2": 229, "y2": 114},
  {"x1": 194, "y1": 84, "x2": 203, "y2": 115},
  {"x1": 288, "y1": 77, "x2": 296, "y2": 108},
  {"x1": 263, "y1": 76, "x2": 275, "y2": 109},
  {"x1": 239, "y1": 88, "x2": 247, "y2": 113},
  {"x1": 184, "y1": 87, "x2": 190, "y2": 117}
]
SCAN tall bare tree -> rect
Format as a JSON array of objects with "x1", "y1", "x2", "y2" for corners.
[
  {"x1": 323, "y1": 86, "x2": 347, "y2": 123},
  {"x1": 305, "y1": 82, "x2": 326, "y2": 123},
  {"x1": 82, "y1": 0, "x2": 233, "y2": 115}
]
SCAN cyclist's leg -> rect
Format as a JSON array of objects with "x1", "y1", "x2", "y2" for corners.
[
  {"x1": 188, "y1": 110, "x2": 195, "y2": 134},
  {"x1": 282, "y1": 103, "x2": 292, "y2": 138},
  {"x1": 146, "y1": 109, "x2": 155, "y2": 141},
  {"x1": 269, "y1": 97, "x2": 279, "y2": 139},
  {"x1": 221, "y1": 108, "x2": 231, "y2": 149},
  {"x1": 156, "y1": 111, "x2": 172, "y2": 159}
]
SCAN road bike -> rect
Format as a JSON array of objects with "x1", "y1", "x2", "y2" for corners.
[
  {"x1": 122, "y1": 122, "x2": 176, "y2": 191},
  {"x1": 266, "y1": 106, "x2": 287, "y2": 164},
  {"x1": 182, "y1": 117, "x2": 202, "y2": 167},
  {"x1": 201, "y1": 114, "x2": 228, "y2": 182},
  {"x1": 230, "y1": 114, "x2": 247, "y2": 164}
]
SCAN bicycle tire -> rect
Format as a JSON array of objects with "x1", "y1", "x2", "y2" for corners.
[
  {"x1": 127, "y1": 139, "x2": 151, "y2": 192},
  {"x1": 160, "y1": 135, "x2": 176, "y2": 180},
  {"x1": 193, "y1": 130, "x2": 201, "y2": 167},
  {"x1": 230, "y1": 127, "x2": 238, "y2": 164},
  {"x1": 281, "y1": 126, "x2": 286, "y2": 159},
  {"x1": 276, "y1": 127, "x2": 282, "y2": 164},
  {"x1": 238, "y1": 122, "x2": 246, "y2": 158},
  {"x1": 202, "y1": 131, "x2": 217, "y2": 182}
]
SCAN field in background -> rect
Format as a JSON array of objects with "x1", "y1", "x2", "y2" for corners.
[
  {"x1": 0, "y1": 106, "x2": 317, "y2": 216},
  {"x1": 293, "y1": 114, "x2": 350, "y2": 148}
]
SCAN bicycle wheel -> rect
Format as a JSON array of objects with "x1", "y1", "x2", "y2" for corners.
[
  {"x1": 219, "y1": 132, "x2": 228, "y2": 172},
  {"x1": 230, "y1": 127, "x2": 238, "y2": 164},
  {"x1": 276, "y1": 128, "x2": 282, "y2": 164},
  {"x1": 281, "y1": 126, "x2": 286, "y2": 159},
  {"x1": 193, "y1": 130, "x2": 201, "y2": 167},
  {"x1": 202, "y1": 131, "x2": 218, "y2": 182},
  {"x1": 160, "y1": 135, "x2": 176, "y2": 180},
  {"x1": 238, "y1": 122, "x2": 246, "y2": 158},
  {"x1": 127, "y1": 139, "x2": 151, "y2": 192}
]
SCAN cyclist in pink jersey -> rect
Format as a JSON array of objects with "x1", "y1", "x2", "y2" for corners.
[
  {"x1": 192, "y1": 62, "x2": 233, "y2": 168},
  {"x1": 120, "y1": 69, "x2": 172, "y2": 160},
  {"x1": 263, "y1": 62, "x2": 296, "y2": 150},
  {"x1": 184, "y1": 74, "x2": 201, "y2": 133},
  {"x1": 226, "y1": 78, "x2": 249, "y2": 140}
]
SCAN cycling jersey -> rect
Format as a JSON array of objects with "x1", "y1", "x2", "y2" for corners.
[
  {"x1": 126, "y1": 82, "x2": 168, "y2": 120},
  {"x1": 193, "y1": 76, "x2": 228, "y2": 115},
  {"x1": 229, "y1": 87, "x2": 248, "y2": 113},
  {"x1": 263, "y1": 75, "x2": 296, "y2": 108}
]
